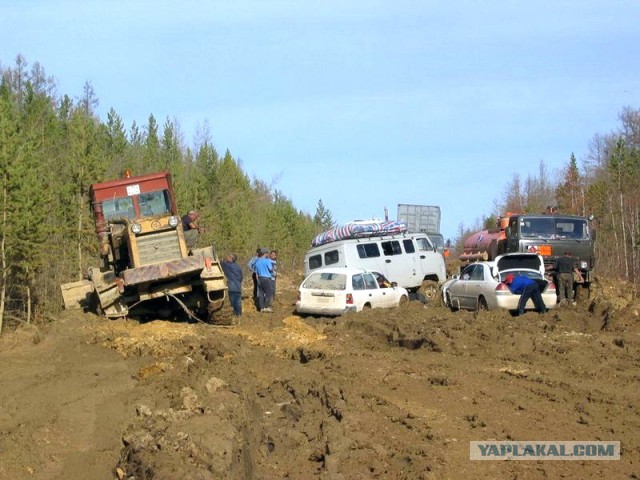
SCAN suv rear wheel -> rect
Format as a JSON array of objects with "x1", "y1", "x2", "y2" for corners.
[{"x1": 420, "y1": 280, "x2": 442, "y2": 306}]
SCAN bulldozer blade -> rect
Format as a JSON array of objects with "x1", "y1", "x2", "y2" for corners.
[{"x1": 61, "y1": 280, "x2": 95, "y2": 310}]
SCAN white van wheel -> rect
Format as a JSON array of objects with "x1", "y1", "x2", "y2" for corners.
[{"x1": 419, "y1": 280, "x2": 441, "y2": 306}]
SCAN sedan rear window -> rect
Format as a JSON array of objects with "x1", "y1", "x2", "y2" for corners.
[{"x1": 303, "y1": 272, "x2": 347, "y2": 290}]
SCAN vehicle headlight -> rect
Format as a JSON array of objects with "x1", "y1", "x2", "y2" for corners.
[
  {"x1": 168, "y1": 216, "x2": 179, "y2": 228},
  {"x1": 131, "y1": 223, "x2": 142, "y2": 235},
  {"x1": 580, "y1": 260, "x2": 588, "y2": 269}
]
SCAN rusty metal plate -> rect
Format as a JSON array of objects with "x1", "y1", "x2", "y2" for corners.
[{"x1": 121, "y1": 256, "x2": 204, "y2": 286}]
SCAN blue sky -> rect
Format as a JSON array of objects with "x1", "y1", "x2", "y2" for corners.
[{"x1": 2, "y1": 1, "x2": 638, "y2": 241}]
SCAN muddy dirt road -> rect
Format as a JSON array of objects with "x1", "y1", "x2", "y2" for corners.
[{"x1": 0, "y1": 276, "x2": 638, "y2": 479}]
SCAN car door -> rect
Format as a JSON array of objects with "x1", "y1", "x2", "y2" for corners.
[
  {"x1": 380, "y1": 239, "x2": 416, "y2": 289},
  {"x1": 362, "y1": 272, "x2": 387, "y2": 307},
  {"x1": 416, "y1": 235, "x2": 446, "y2": 285},
  {"x1": 371, "y1": 272, "x2": 397, "y2": 307},
  {"x1": 451, "y1": 264, "x2": 475, "y2": 309},
  {"x1": 465, "y1": 263, "x2": 487, "y2": 309},
  {"x1": 350, "y1": 273, "x2": 368, "y2": 309}
]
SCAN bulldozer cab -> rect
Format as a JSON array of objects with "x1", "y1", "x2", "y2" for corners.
[
  {"x1": 89, "y1": 172, "x2": 191, "y2": 271},
  {"x1": 91, "y1": 171, "x2": 177, "y2": 222}
]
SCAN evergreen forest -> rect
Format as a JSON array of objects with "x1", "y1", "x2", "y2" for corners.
[
  {"x1": 0, "y1": 56, "x2": 333, "y2": 331},
  {"x1": 1, "y1": 56, "x2": 639, "y2": 330}
]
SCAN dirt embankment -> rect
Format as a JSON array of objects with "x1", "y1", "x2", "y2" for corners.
[{"x1": 0, "y1": 276, "x2": 638, "y2": 479}]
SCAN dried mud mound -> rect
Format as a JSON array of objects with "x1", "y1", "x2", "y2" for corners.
[{"x1": 0, "y1": 276, "x2": 638, "y2": 479}]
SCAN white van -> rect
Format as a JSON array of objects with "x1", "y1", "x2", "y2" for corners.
[{"x1": 304, "y1": 232, "x2": 446, "y2": 295}]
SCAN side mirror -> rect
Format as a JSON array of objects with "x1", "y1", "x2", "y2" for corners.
[{"x1": 391, "y1": 281, "x2": 398, "y2": 287}]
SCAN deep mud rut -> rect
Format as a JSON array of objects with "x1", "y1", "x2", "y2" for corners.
[{"x1": 0, "y1": 276, "x2": 639, "y2": 480}]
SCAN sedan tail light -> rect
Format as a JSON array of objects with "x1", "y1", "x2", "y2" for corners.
[
  {"x1": 495, "y1": 283, "x2": 510, "y2": 291},
  {"x1": 346, "y1": 293, "x2": 354, "y2": 305}
]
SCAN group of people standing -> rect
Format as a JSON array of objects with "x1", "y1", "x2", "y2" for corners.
[
  {"x1": 181, "y1": 210, "x2": 277, "y2": 317},
  {"x1": 219, "y1": 248, "x2": 278, "y2": 317}
]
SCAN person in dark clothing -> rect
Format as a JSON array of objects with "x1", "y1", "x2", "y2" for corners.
[
  {"x1": 555, "y1": 251, "x2": 579, "y2": 305},
  {"x1": 221, "y1": 253, "x2": 243, "y2": 317},
  {"x1": 181, "y1": 210, "x2": 204, "y2": 250},
  {"x1": 504, "y1": 273, "x2": 548, "y2": 316}
]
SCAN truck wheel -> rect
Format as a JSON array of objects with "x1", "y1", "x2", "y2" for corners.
[{"x1": 420, "y1": 280, "x2": 442, "y2": 306}]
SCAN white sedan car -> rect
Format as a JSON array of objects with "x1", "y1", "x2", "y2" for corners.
[
  {"x1": 442, "y1": 253, "x2": 557, "y2": 312},
  {"x1": 296, "y1": 267, "x2": 409, "y2": 316}
]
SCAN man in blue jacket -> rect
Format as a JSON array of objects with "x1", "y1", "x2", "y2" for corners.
[
  {"x1": 221, "y1": 253, "x2": 243, "y2": 317},
  {"x1": 254, "y1": 249, "x2": 274, "y2": 312},
  {"x1": 504, "y1": 273, "x2": 548, "y2": 316}
]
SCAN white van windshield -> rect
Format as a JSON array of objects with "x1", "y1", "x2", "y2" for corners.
[{"x1": 416, "y1": 237, "x2": 434, "y2": 251}]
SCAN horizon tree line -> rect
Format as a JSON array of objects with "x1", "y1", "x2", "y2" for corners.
[{"x1": 1, "y1": 55, "x2": 638, "y2": 332}]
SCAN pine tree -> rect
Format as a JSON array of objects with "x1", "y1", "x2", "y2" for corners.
[
  {"x1": 555, "y1": 153, "x2": 584, "y2": 215},
  {"x1": 313, "y1": 199, "x2": 335, "y2": 230}
]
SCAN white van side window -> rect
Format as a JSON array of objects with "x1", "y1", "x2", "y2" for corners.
[
  {"x1": 381, "y1": 240, "x2": 402, "y2": 256},
  {"x1": 325, "y1": 250, "x2": 339, "y2": 266},
  {"x1": 356, "y1": 243, "x2": 380, "y2": 258},
  {"x1": 403, "y1": 239, "x2": 415, "y2": 253},
  {"x1": 309, "y1": 254, "x2": 322, "y2": 270},
  {"x1": 416, "y1": 237, "x2": 432, "y2": 251}
]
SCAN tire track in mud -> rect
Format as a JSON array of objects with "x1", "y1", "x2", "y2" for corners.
[
  {"x1": 107, "y1": 311, "x2": 453, "y2": 479},
  {"x1": 0, "y1": 316, "x2": 144, "y2": 480}
]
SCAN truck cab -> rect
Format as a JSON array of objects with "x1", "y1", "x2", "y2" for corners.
[{"x1": 505, "y1": 214, "x2": 595, "y2": 282}]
